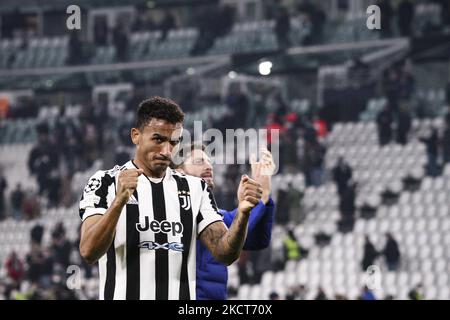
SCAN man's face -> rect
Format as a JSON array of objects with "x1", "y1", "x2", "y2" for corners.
[
  {"x1": 181, "y1": 149, "x2": 214, "y2": 188},
  {"x1": 132, "y1": 118, "x2": 183, "y2": 177}
]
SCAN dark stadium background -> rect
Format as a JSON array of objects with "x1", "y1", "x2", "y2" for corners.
[{"x1": 0, "y1": 0, "x2": 449, "y2": 300}]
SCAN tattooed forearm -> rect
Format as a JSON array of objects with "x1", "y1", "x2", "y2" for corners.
[
  {"x1": 200, "y1": 211, "x2": 250, "y2": 265},
  {"x1": 202, "y1": 222, "x2": 226, "y2": 249}
]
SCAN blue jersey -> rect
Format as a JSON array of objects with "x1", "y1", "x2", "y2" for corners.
[{"x1": 196, "y1": 199, "x2": 275, "y2": 300}]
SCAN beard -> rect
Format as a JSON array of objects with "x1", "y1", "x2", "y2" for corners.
[
  {"x1": 203, "y1": 177, "x2": 214, "y2": 189},
  {"x1": 149, "y1": 161, "x2": 170, "y2": 177}
]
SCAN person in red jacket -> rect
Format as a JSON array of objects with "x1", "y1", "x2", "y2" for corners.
[{"x1": 5, "y1": 251, "x2": 25, "y2": 283}]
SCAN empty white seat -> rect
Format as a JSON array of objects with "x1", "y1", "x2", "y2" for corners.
[
  {"x1": 261, "y1": 271, "x2": 274, "y2": 287},
  {"x1": 238, "y1": 284, "x2": 250, "y2": 300},
  {"x1": 437, "y1": 287, "x2": 449, "y2": 300}
]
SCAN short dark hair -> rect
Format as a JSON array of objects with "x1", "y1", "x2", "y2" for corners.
[{"x1": 135, "y1": 96, "x2": 185, "y2": 129}]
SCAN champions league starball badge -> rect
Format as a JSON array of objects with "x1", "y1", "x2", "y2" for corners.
[{"x1": 84, "y1": 177, "x2": 102, "y2": 193}]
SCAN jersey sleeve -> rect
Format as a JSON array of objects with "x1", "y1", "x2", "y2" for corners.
[
  {"x1": 79, "y1": 170, "x2": 115, "y2": 222},
  {"x1": 197, "y1": 180, "x2": 224, "y2": 236}
]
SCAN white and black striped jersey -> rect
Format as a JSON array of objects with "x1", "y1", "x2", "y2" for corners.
[{"x1": 79, "y1": 160, "x2": 224, "y2": 300}]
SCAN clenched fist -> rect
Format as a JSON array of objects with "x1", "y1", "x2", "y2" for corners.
[
  {"x1": 115, "y1": 168, "x2": 144, "y2": 206},
  {"x1": 237, "y1": 174, "x2": 263, "y2": 215}
]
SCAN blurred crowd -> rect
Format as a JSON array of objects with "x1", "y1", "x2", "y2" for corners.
[{"x1": 0, "y1": 221, "x2": 94, "y2": 300}]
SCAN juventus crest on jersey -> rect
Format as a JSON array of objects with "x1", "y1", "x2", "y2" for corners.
[{"x1": 79, "y1": 160, "x2": 223, "y2": 300}]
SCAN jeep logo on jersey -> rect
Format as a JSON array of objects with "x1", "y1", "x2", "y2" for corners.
[
  {"x1": 136, "y1": 217, "x2": 183, "y2": 236},
  {"x1": 178, "y1": 190, "x2": 191, "y2": 211},
  {"x1": 138, "y1": 241, "x2": 184, "y2": 252}
]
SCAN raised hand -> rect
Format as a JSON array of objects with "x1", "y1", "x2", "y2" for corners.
[
  {"x1": 237, "y1": 174, "x2": 263, "y2": 215},
  {"x1": 250, "y1": 148, "x2": 275, "y2": 204}
]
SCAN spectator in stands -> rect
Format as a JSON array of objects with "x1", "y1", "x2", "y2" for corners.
[
  {"x1": 382, "y1": 233, "x2": 401, "y2": 271},
  {"x1": 361, "y1": 235, "x2": 379, "y2": 271},
  {"x1": 275, "y1": 184, "x2": 290, "y2": 225},
  {"x1": 288, "y1": 184, "x2": 305, "y2": 224},
  {"x1": 315, "y1": 286, "x2": 328, "y2": 300},
  {"x1": 93, "y1": 16, "x2": 108, "y2": 46},
  {"x1": 8, "y1": 282, "x2": 26, "y2": 300},
  {"x1": 50, "y1": 222, "x2": 72, "y2": 269},
  {"x1": 93, "y1": 99, "x2": 109, "y2": 152},
  {"x1": 314, "y1": 231, "x2": 332, "y2": 247},
  {"x1": 335, "y1": 293, "x2": 348, "y2": 300},
  {"x1": 218, "y1": 5, "x2": 235, "y2": 36},
  {"x1": 399, "y1": 63, "x2": 416, "y2": 100},
  {"x1": 0, "y1": 170, "x2": 7, "y2": 220},
  {"x1": 376, "y1": 106, "x2": 394, "y2": 145},
  {"x1": 408, "y1": 283, "x2": 424, "y2": 300},
  {"x1": 286, "y1": 284, "x2": 308, "y2": 300},
  {"x1": 264, "y1": 0, "x2": 283, "y2": 20},
  {"x1": 21, "y1": 189, "x2": 41, "y2": 220},
  {"x1": 311, "y1": 4, "x2": 327, "y2": 43},
  {"x1": 79, "y1": 120, "x2": 99, "y2": 170},
  {"x1": 10, "y1": 183, "x2": 24, "y2": 220},
  {"x1": 269, "y1": 291, "x2": 280, "y2": 300},
  {"x1": 190, "y1": 7, "x2": 216, "y2": 55},
  {"x1": 313, "y1": 116, "x2": 328, "y2": 140},
  {"x1": 384, "y1": 70, "x2": 401, "y2": 115},
  {"x1": 192, "y1": 5, "x2": 235, "y2": 55},
  {"x1": 359, "y1": 285, "x2": 377, "y2": 300},
  {"x1": 282, "y1": 229, "x2": 308, "y2": 265},
  {"x1": 338, "y1": 181, "x2": 357, "y2": 232},
  {"x1": 332, "y1": 157, "x2": 353, "y2": 196},
  {"x1": 226, "y1": 85, "x2": 250, "y2": 129},
  {"x1": 26, "y1": 282, "x2": 45, "y2": 300},
  {"x1": 5, "y1": 251, "x2": 25, "y2": 284},
  {"x1": 297, "y1": 284, "x2": 308, "y2": 300},
  {"x1": 159, "y1": 12, "x2": 176, "y2": 42},
  {"x1": 446, "y1": 104, "x2": 450, "y2": 128},
  {"x1": 398, "y1": 0, "x2": 415, "y2": 37},
  {"x1": 297, "y1": 0, "x2": 326, "y2": 44},
  {"x1": 50, "y1": 278, "x2": 77, "y2": 300},
  {"x1": 446, "y1": 81, "x2": 450, "y2": 105},
  {"x1": 420, "y1": 128, "x2": 440, "y2": 176},
  {"x1": 303, "y1": 121, "x2": 318, "y2": 144},
  {"x1": 435, "y1": 0, "x2": 450, "y2": 27},
  {"x1": 376, "y1": 0, "x2": 394, "y2": 38},
  {"x1": 30, "y1": 224, "x2": 44, "y2": 247},
  {"x1": 396, "y1": 105, "x2": 412, "y2": 145},
  {"x1": 67, "y1": 31, "x2": 83, "y2": 65},
  {"x1": 281, "y1": 129, "x2": 300, "y2": 173},
  {"x1": 283, "y1": 229, "x2": 300, "y2": 263},
  {"x1": 275, "y1": 6, "x2": 291, "y2": 49},
  {"x1": 443, "y1": 124, "x2": 450, "y2": 164},
  {"x1": 112, "y1": 22, "x2": 129, "y2": 62},
  {"x1": 285, "y1": 286, "x2": 297, "y2": 300},
  {"x1": 132, "y1": 10, "x2": 156, "y2": 32},
  {"x1": 303, "y1": 140, "x2": 326, "y2": 187},
  {"x1": 0, "y1": 96, "x2": 9, "y2": 122},
  {"x1": 26, "y1": 242, "x2": 47, "y2": 286},
  {"x1": 265, "y1": 113, "x2": 287, "y2": 153},
  {"x1": 28, "y1": 123, "x2": 60, "y2": 204}
]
